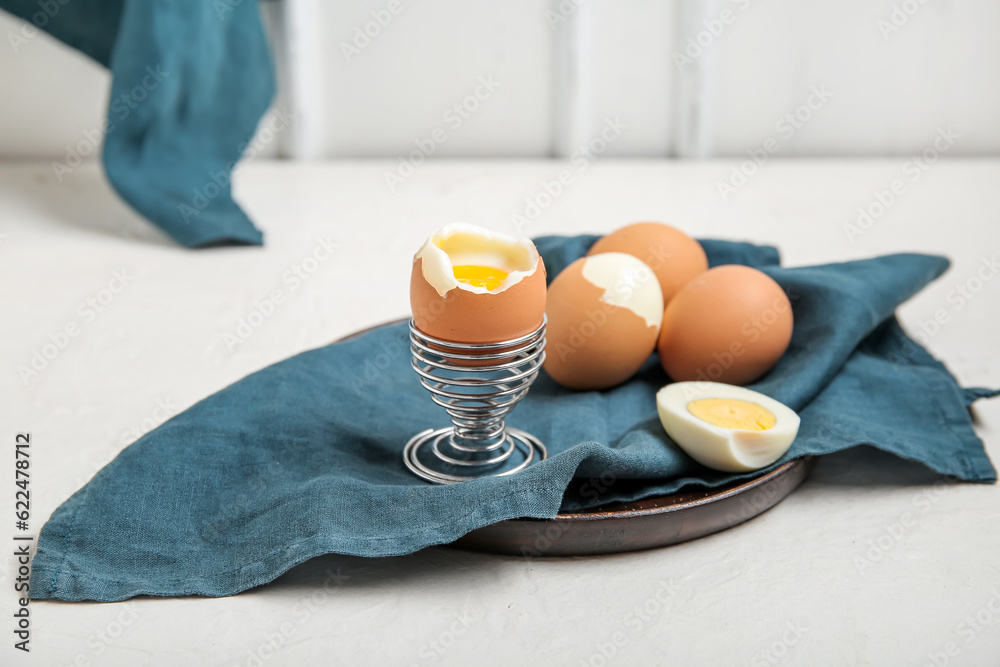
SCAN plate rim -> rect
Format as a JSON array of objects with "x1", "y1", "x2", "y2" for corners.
[{"x1": 524, "y1": 458, "x2": 809, "y2": 523}]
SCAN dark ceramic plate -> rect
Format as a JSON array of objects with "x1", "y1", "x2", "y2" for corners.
[
  {"x1": 336, "y1": 321, "x2": 812, "y2": 557},
  {"x1": 456, "y1": 458, "x2": 811, "y2": 556}
]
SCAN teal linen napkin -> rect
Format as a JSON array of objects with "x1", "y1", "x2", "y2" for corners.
[
  {"x1": 1, "y1": 0, "x2": 274, "y2": 247},
  {"x1": 30, "y1": 236, "x2": 997, "y2": 601}
]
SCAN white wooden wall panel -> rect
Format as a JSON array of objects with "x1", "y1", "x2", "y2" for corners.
[
  {"x1": 552, "y1": 0, "x2": 676, "y2": 158},
  {"x1": 280, "y1": 0, "x2": 324, "y2": 159},
  {"x1": 307, "y1": 0, "x2": 554, "y2": 158},
  {"x1": 2, "y1": 2, "x2": 1000, "y2": 159},
  {"x1": 689, "y1": 0, "x2": 1000, "y2": 157}
]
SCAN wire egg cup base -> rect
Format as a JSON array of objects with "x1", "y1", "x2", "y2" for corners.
[
  {"x1": 403, "y1": 427, "x2": 547, "y2": 485},
  {"x1": 403, "y1": 318, "x2": 547, "y2": 485}
]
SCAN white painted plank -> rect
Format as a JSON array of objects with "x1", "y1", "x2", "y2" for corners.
[
  {"x1": 695, "y1": 0, "x2": 1000, "y2": 156},
  {"x1": 552, "y1": 0, "x2": 677, "y2": 158},
  {"x1": 279, "y1": 0, "x2": 326, "y2": 159},
  {"x1": 315, "y1": 0, "x2": 554, "y2": 158}
]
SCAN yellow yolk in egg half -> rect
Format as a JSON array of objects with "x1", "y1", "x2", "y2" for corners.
[{"x1": 687, "y1": 398, "x2": 777, "y2": 431}]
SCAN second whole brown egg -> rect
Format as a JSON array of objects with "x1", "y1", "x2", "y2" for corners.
[{"x1": 657, "y1": 265, "x2": 793, "y2": 385}]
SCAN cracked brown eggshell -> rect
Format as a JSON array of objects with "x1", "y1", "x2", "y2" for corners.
[{"x1": 544, "y1": 253, "x2": 664, "y2": 390}]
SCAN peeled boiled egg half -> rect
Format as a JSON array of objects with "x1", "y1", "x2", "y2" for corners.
[
  {"x1": 410, "y1": 223, "x2": 547, "y2": 344},
  {"x1": 656, "y1": 382, "x2": 800, "y2": 472},
  {"x1": 544, "y1": 252, "x2": 663, "y2": 390}
]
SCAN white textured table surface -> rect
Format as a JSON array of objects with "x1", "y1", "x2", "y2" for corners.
[{"x1": 1, "y1": 159, "x2": 999, "y2": 667}]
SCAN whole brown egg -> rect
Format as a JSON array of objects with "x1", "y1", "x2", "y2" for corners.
[
  {"x1": 657, "y1": 265, "x2": 793, "y2": 385},
  {"x1": 545, "y1": 253, "x2": 664, "y2": 390}
]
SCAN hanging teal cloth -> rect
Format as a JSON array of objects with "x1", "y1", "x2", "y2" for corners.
[{"x1": 2, "y1": 0, "x2": 275, "y2": 247}]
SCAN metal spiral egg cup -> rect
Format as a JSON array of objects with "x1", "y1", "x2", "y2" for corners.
[{"x1": 403, "y1": 318, "x2": 548, "y2": 484}]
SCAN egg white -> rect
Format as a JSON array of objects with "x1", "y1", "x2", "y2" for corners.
[
  {"x1": 580, "y1": 252, "x2": 663, "y2": 328},
  {"x1": 656, "y1": 381, "x2": 800, "y2": 472},
  {"x1": 415, "y1": 223, "x2": 540, "y2": 297}
]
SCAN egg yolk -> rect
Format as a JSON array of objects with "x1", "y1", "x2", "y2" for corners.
[
  {"x1": 452, "y1": 265, "x2": 508, "y2": 290},
  {"x1": 687, "y1": 398, "x2": 777, "y2": 431}
]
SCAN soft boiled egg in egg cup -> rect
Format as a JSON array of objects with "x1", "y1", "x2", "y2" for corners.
[
  {"x1": 656, "y1": 382, "x2": 800, "y2": 473},
  {"x1": 410, "y1": 223, "x2": 547, "y2": 345},
  {"x1": 404, "y1": 224, "x2": 549, "y2": 485}
]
